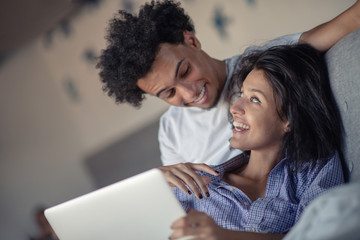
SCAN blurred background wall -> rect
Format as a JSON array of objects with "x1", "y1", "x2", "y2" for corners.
[{"x1": 0, "y1": 0, "x2": 355, "y2": 239}]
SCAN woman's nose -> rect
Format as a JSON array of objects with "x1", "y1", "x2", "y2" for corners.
[{"x1": 230, "y1": 98, "x2": 245, "y2": 116}]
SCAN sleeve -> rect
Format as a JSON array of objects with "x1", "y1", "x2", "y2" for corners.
[
  {"x1": 158, "y1": 110, "x2": 186, "y2": 166},
  {"x1": 242, "y1": 32, "x2": 303, "y2": 56},
  {"x1": 295, "y1": 152, "x2": 345, "y2": 223}
]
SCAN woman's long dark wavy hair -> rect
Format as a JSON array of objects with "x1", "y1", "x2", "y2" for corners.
[
  {"x1": 96, "y1": 0, "x2": 194, "y2": 107},
  {"x1": 229, "y1": 44, "x2": 345, "y2": 174}
]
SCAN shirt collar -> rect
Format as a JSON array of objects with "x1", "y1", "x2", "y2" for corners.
[
  {"x1": 211, "y1": 152, "x2": 290, "y2": 182},
  {"x1": 212, "y1": 153, "x2": 249, "y2": 181}
]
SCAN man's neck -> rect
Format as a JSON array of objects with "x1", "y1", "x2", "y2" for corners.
[{"x1": 215, "y1": 58, "x2": 228, "y2": 93}]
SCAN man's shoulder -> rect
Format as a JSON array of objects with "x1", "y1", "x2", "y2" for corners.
[
  {"x1": 242, "y1": 33, "x2": 302, "y2": 56},
  {"x1": 159, "y1": 106, "x2": 192, "y2": 130},
  {"x1": 160, "y1": 106, "x2": 189, "y2": 121},
  {"x1": 160, "y1": 104, "x2": 228, "y2": 127}
]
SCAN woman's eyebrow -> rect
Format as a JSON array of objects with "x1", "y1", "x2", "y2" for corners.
[{"x1": 248, "y1": 88, "x2": 268, "y2": 100}]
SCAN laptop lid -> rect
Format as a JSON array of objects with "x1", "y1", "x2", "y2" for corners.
[{"x1": 45, "y1": 168, "x2": 186, "y2": 240}]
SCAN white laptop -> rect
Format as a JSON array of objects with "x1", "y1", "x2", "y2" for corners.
[{"x1": 45, "y1": 168, "x2": 187, "y2": 240}]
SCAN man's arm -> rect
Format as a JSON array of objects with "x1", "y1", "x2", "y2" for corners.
[{"x1": 300, "y1": 0, "x2": 360, "y2": 51}]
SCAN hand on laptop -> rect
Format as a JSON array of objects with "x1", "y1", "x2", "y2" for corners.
[
  {"x1": 169, "y1": 209, "x2": 227, "y2": 240},
  {"x1": 158, "y1": 163, "x2": 219, "y2": 200}
]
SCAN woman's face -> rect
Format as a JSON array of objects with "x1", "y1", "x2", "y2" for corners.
[{"x1": 229, "y1": 69, "x2": 289, "y2": 153}]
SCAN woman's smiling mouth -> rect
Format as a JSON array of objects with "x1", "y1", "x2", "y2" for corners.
[{"x1": 233, "y1": 121, "x2": 250, "y2": 132}]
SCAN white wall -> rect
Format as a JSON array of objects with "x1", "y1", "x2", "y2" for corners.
[{"x1": 0, "y1": 0, "x2": 355, "y2": 239}]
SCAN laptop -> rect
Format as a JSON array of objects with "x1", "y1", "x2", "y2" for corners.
[{"x1": 45, "y1": 168, "x2": 188, "y2": 240}]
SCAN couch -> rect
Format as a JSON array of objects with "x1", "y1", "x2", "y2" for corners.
[{"x1": 283, "y1": 28, "x2": 360, "y2": 240}]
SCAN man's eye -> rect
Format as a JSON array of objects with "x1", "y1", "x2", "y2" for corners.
[
  {"x1": 181, "y1": 65, "x2": 190, "y2": 78},
  {"x1": 250, "y1": 97, "x2": 261, "y2": 103}
]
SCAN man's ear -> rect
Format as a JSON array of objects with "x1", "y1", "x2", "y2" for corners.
[{"x1": 183, "y1": 30, "x2": 201, "y2": 50}]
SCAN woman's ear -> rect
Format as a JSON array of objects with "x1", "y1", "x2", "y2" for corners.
[
  {"x1": 283, "y1": 121, "x2": 291, "y2": 133},
  {"x1": 183, "y1": 30, "x2": 201, "y2": 50}
]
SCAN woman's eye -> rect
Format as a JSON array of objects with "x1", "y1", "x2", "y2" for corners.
[
  {"x1": 167, "y1": 89, "x2": 176, "y2": 98},
  {"x1": 250, "y1": 97, "x2": 261, "y2": 103},
  {"x1": 231, "y1": 92, "x2": 243, "y2": 104}
]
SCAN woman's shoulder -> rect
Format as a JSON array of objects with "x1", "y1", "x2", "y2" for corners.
[
  {"x1": 299, "y1": 151, "x2": 340, "y2": 173},
  {"x1": 292, "y1": 151, "x2": 344, "y2": 188}
]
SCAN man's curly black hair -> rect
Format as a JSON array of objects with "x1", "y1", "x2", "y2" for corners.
[{"x1": 96, "y1": 0, "x2": 195, "y2": 107}]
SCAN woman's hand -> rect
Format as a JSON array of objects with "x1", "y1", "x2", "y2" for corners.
[
  {"x1": 169, "y1": 209, "x2": 227, "y2": 240},
  {"x1": 158, "y1": 163, "x2": 219, "y2": 199},
  {"x1": 170, "y1": 210, "x2": 286, "y2": 240}
]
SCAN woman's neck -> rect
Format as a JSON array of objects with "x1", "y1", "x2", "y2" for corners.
[{"x1": 239, "y1": 149, "x2": 282, "y2": 181}]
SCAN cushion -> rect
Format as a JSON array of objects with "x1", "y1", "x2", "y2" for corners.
[
  {"x1": 325, "y1": 28, "x2": 360, "y2": 182},
  {"x1": 283, "y1": 181, "x2": 360, "y2": 240}
]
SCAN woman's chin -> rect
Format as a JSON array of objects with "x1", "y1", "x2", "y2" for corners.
[{"x1": 229, "y1": 138, "x2": 245, "y2": 150}]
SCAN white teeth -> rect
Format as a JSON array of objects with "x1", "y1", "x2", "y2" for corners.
[
  {"x1": 233, "y1": 121, "x2": 250, "y2": 130},
  {"x1": 194, "y1": 86, "x2": 205, "y2": 102}
]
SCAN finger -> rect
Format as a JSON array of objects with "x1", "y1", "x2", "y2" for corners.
[
  {"x1": 170, "y1": 217, "x2": 200, "y2": 240},
  {"x1": 185, "y1": 210, "x2": 216, "y2": 228},
  {"x1": 171, "y1": 167, "x2": 205, "y2": 199},
  {"x1": 186, "y1": 209, "x2": 208, "y2": 221},
  {"x1": 170, "y1": 227, "x2": 199, "y2": 240},
  {"x1": 161, "y1": 165, "x2": 204, "y2": 198},
  {"x1": 180, "y1": 168, "x2": 210, "y2": 199},
  {"x1": 160, "y1": 167, "x2": 193, "y2": 195},
  {"x1": 166, "y1": 172, "x2": 193, "y2": 196},
  {"x1": 172, "y1": 209, "x2": 204, "y2": 229},
  {"x1": 170, "y1": 214, "x2": 207, "y2": 240},
  {"x1": 187, "y1": 164, "x2": 219, "y2": 198},
  {"x1": 170, "y1": 210, "x2": 222, "y2": 240},
  {"x1": 190, "y1": 163, "x2": 220, "y2": 177},
  {"x1": 160, "y1": 163, "x2": 217, "y2": 199}
]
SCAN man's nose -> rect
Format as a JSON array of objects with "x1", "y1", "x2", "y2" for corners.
[{"x1": 177, "y1": 82, "x2": 198, "y2": 104}]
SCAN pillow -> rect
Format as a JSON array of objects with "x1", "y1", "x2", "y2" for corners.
[
  {"x1": 325, "y1": 28, "x2": 360, "y2": 182},
  {"x1": 284, "y1": 182, "x2": 360, "y2": 240}
]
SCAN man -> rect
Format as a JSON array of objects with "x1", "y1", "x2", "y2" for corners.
[{"x1": 97, "y1": 0, "x2": 360, "y2": 166}]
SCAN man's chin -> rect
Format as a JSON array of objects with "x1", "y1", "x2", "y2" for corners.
[
  {"x1": 205, "y1": 89, "x2": 222, "y2": 110},
  {"x1": 186, "y1": 89, "x2": 221, "y2": 109}
]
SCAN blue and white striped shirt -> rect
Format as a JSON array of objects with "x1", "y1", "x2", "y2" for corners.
[{"x1": 174, "y1": 152, "x2": 344, "y2": 234}]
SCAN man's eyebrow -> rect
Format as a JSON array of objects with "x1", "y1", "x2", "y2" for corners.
[
  {"x1": 175, "y1": 58, "x2": 185, "y2": 78},
  {"x1": 156, "y1": 58, "x2": 185, "y2": 97}
]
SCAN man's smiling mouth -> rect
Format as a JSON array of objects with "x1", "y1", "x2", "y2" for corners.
[{"x1": 194, "y1": 85, "x2": 206, "y2": 103}]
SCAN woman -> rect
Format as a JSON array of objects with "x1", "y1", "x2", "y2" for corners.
[{"x1": 159, "y1": 44, "x2": 345, "y2": 240}]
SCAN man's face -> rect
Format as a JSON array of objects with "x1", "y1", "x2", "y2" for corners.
[{"x1": 137, "y1": 32, "x2": 225, "y2": 109}]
